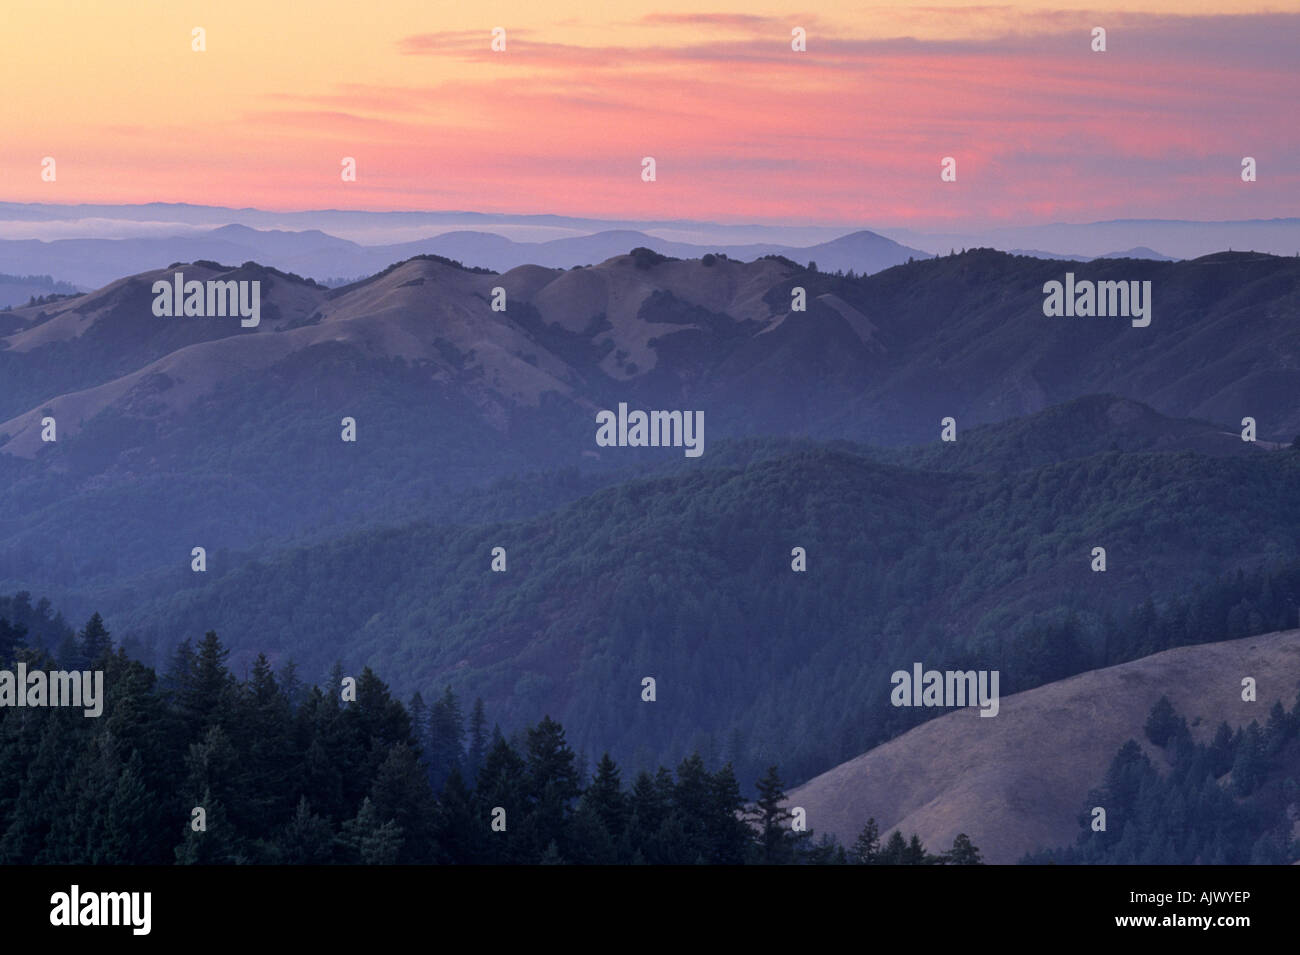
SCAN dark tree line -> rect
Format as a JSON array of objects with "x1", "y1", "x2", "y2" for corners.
[
  {"x1": 0, "y1": 614, "x2": 980, "y2": 865},
  {"x1": 1024, "y1": 694, "x2": 1300, "y2": 864}
]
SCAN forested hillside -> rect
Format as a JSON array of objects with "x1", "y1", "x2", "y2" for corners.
[
  {"x1": 0, "y1": 619, "x2": 978, "y2": 865},
  {"x1": 100, "y1": 438, "x2": 1300, "y2": 786}
]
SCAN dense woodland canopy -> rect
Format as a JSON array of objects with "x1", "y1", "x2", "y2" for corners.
[
  {"x1": 84, "y1": 444, "x2": 1300, "y2": 788},
  {"x1": 3, "y1": 397, "x2": 1299, "y2": 862},
  {"x1": 4, "y1": 598, "x2": 1295, "y2": 864},
  {"x1": 0, "y1": 613, "x2": 980, "y2": 865}
]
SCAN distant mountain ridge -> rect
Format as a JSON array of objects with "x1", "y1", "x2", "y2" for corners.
[
  {"x1": 0, "y1": 225, "x2": 929, "y2": 289},
  {"x1": 3, "y1": 200, "x2": 1297, "y2": 249},
  {"x1": 2, "y1": 249, "x2": 1298, "y2": 593}
]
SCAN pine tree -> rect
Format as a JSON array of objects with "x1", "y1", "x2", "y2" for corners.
[
  {"x1": 45, "y1": 730, "x2": 117, "y2": 863},
  {"x1": 1104, "y1": 739, "x2": 1152, "y2": 811},
  {"x1": 176, "y1": 631, "x2": 235, "y2": 735},
  {"x1": 748, "y1": 765, "x2": 795, "y2": 864},
  {"x1": 277, "y1": 659, "x2": 304, "y2": 711},
  {"x1": 1264, "y1": 700, "x2": 1292, "y2": 755},
  {"x1": 905, "y1": 833, "x2": 933, "y2": 865},
  {"x1": 474, "y1": 731, "x2": 528, "y2": 863},
  {"x1": 352, "y1": 668, "x2": 414, "y2": 758},
  {"x1": 233, "y1": 653, "x2": 296, "y2": 835},
  {"x1": 582, "y1": 753, "x2": 628, "y2": 843},
  {"x1": 878, "y1": 830, "x2": 908, "y2": 865},
  {"x1": 103, "y1": 751, "x2": 162, "y2": 864},
  {"x1": 427, "y1": 686, "x2": 465, "y2": 793},
  {"x1": 432, "y1": 768, "x2": 481, "y2": 864},
  {"x1": 525, "y1": 716, "x2": 580, "y2": 859},
  {"x1": 627, "y1": 768, "x2": 674, "y2": 861},
  {"x1": 1230, "y1": 723, "x2": 1264, "y2": 796},
  {"x1": 337, "y1": 797, "x2": 403, "y2": 864},
  {"x1": 672, "y1": 753, "x2": 713, "y2": 859},
  {"x1": 175, "y1": 787, "x2": 240, "y2": 864},
  {"x1": 803, "y1": 834, "x2": 846, "y2": 865},
  {"x1": 707, "y1": 763, "x2": 751, "y2": 865},
  {"x1": 851, "y1": 818, "x2": 880, "y2": 864},
  {"x1": 0, "y1": 706, "x2": 81, "y2": 864},
  {"x1": 568, "y1": 801, "x2": 618, "y2": 864},
  {"x1": 77, "y1": 613, "x2": 113, "y2": 668},
  {"x1": 1209, "y1": 721, "x2": 1235, "y2": 776},
  {"x1": 296, "y1": 688, "x2": 347, "y2": 822},
  {"x1": 1144, "y1": 695, "x2": 1182, "y2": 748},
  {"x1": 279, "y1": 797, "x2": 336, "y2": 864},
  {"x1": 942, "y1": 832, "x2": 983, "y2": 865},
  {"x1": 369, "y1": 742, "x2": 438, "y2": 863}
]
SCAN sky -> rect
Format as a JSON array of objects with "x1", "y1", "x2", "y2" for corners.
[{"x1": 1, "y1": 0, "x2": 1297, "y2": 228}]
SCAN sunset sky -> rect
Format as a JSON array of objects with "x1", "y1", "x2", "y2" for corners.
[{"x1": 1, "y1": 0, "x2": 1296, "y2": 227}]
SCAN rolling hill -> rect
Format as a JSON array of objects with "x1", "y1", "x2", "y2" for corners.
[{"x1": 787, "y1": 629, "x2": 1300, "y2": 864}]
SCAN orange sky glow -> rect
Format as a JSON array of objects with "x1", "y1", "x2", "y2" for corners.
[{"x1": 1, "y1": 0, "x2": 1296, "y2": 226}]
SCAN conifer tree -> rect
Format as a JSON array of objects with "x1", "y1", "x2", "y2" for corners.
[
  {"x1": 672, "y1": 753, "x2": 713, "y2": 858},
  {"x1": 707, "y1": 763, "x2": 751, "y2": 865},
  {"x1": 748, "y1": 765, "x2": 796, "y2": 864},
  {"x1": 369, "y1": 742, "x2": 438, "y2": 863},
  {"x1": 905, "y1": 833, "x2": 935, "y2": 864},
  {"x1": 337, "y1": 797, "x2": 403, "y2": 865},
  {"x1": 525, "y1": 716, "x2": 581, "y2": 859},
  {"x1": 851, "y1": 818, "x2": 880, "y2": 864},
  {"x1": 568, "y1": 800, "x2": 619, "y2": 864},
  {"x1": 77, "y1": 613, "x2": 113, "y2": 668},
  {"x1": 943, "y1": 833, "x2": 983, "y2": 865},
  {"x1": 176, "y1": 631, "x2": 235, "y2": 735},
  {"x1": 427, "y1": 686, "x2": 465, "y2": 792},
  {"x1": 627, "y1": 768, "x2": 674, "y2": 860},
  {"x1": 474, "y1": 732, "x2": 528, "y2": 863},
  {"x1": 879, "y1": 829, "x2": 908, "y2": 865},
  {"x1": 1144, "y1": 695, "x2": 1182, "y2": 748},
  {"x1": 582, "y1": 753, "x2": 628, "y2": 843},
  {"x1": 175, "y1": 787, "x2": 240, "y2": 864},
  {"x1": 432, "y1": 768, "x2": 481, "y2": 864},
  {"x1": 279, "y1": 797, "x2": 336, "y2": 864},
  {"x1": 234, "y1": 653, "x2": 297, "y2": 832},
  {"x1": 1230, "y1": 723, "x2": 1264, "y2": 796},
  {"x1": 277, "y1": 659, "x2": 304, "y2": 711}
]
